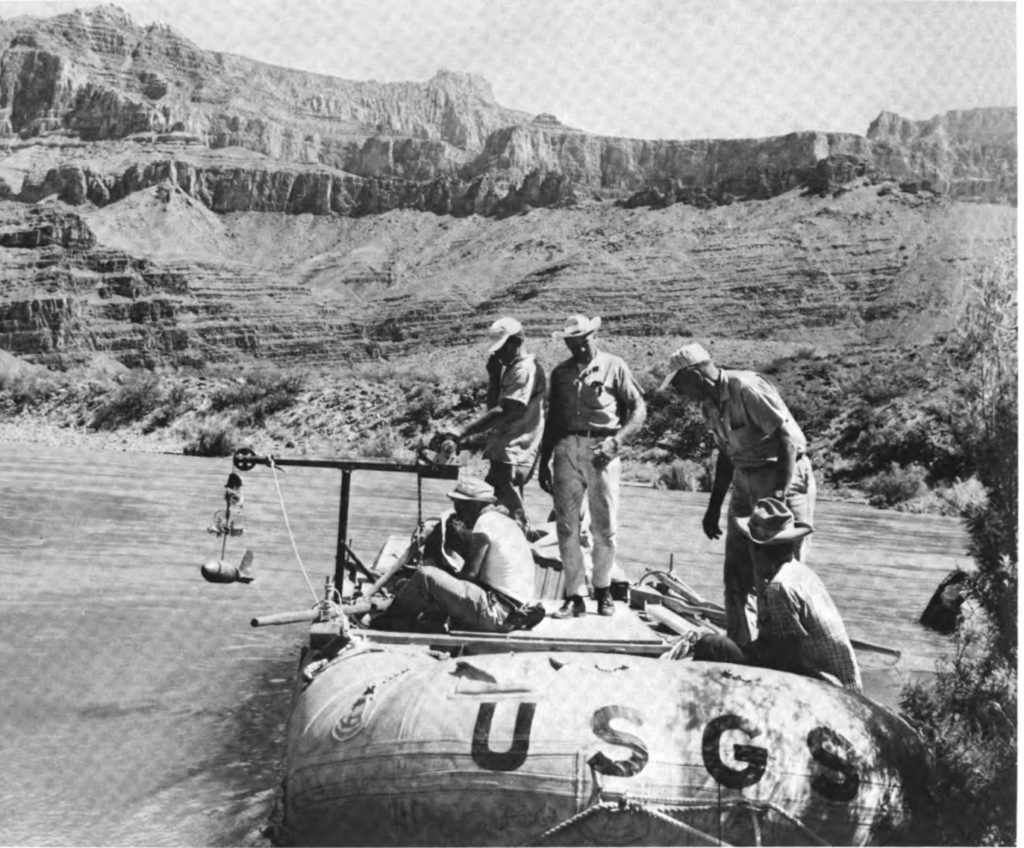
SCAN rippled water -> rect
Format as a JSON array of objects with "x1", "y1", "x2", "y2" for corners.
[{"x1": 0, "y1": 444, "x2": 968, "y2": 845}]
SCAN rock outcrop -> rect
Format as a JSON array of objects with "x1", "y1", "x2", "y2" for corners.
[{"x1": 0, "y1": 6, "x2": 1016, "y2": 215}]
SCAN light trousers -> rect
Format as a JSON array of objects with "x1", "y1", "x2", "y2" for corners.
[{"x1": 552, "y1": 435, "x2": 620, "y2": 597}]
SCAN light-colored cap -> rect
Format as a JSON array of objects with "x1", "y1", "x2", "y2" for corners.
[
  {"x1": 659, "y1": 342, "x2": 712, "y2": 390},
  {"x1": 487, "y1": 317, "x2": 524, "y2": 353},
  {"x1": 447, "y1": 477, "x2": 497, "y2": 503},
  {"x1": 735, "y1": 498, "x2": 814, "y2": 545},
  {"x1": 552, "y1": 314, "x2": 602, "y2": 340}
]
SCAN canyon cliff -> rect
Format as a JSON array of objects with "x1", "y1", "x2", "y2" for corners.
[{"x1": 0, "y1": 4, "x2": 1016, "y2": 370}]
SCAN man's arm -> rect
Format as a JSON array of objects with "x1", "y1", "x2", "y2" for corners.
[
  {"x1": 593, "y1": 395, "x2": 647, "y2": 466},
  {"x1": 453, "y1": 398, "x2": 526, "y2": 441},
  {"x1": 460, "y1": 531, "x2": 490, "y2": 581},
  {"x1": 773, "y1": 423, "x2": 801, "y2": 499},
  {"x1": 703, "y1": 449, "x2": 733, "y2": 540}
]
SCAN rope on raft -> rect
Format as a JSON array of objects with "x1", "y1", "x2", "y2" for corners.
[
  {"x1": 519, "y1": 793, "x2": 831, "y2": 847},
  {"x1": 268, "y1": 456, "x2": 321, "y2": 605}
]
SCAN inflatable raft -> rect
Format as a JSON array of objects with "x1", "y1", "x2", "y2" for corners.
[{"x1": 224, "y1": 452, "x2": 927, "y2": 846}]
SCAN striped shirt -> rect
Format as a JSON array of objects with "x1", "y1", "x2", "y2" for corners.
[{"x1": 757, "y1": 559, "x2": 863, "y2": 692}]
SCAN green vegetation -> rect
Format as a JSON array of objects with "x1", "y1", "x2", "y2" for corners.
[
  {"x1": 208, "y1": 366, "x2": 306, "y2": 428},
  {"x1": 894, "y1": 254, "x2": 1018, "y2": 845}
]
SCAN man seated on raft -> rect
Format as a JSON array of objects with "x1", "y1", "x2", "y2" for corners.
[
  {"x1": 693, "y1": 498, "x2": 862, "y2": 692},
  {"x1": 373, "y1": 478, "x2": 544, "y2": 634}
]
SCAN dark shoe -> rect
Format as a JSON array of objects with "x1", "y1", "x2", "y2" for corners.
[
  {"x1": 595, "y1": 587, "x2": 615, "y2": 617},
  {"x1": 551, "y1": 596, "x2": 586, "y2": 619},
  {"x1": 503, "y1": 603, "x2": 546, "y2": 632}
]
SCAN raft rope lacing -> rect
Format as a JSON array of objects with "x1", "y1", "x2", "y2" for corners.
[
  {"x1": 519, "y1": 793, "x2": 831, "y2": 847},
  {"x1": 268, "y1": 456, "x2": 321, "y2": 605}
]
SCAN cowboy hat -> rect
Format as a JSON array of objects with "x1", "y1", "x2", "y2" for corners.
[
  {"x1": 659, "y1": 342, "x2": 712, "y2": 390},
  {"x1": 487, "y1": 316, "x2": 524, "y2": 353},
  {"x1": 735, "y1": 497, "x2": 813, "y2": 545},
  {"x1": 447, "y1": 477, "x2": 497, "y2": 503},
  {"x1": 552, "y1": 314, "x2": 601, "y2": 340}
]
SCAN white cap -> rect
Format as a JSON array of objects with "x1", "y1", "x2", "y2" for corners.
[
  {"x1": 487, "y1": 317, "x2": 524, "y2": 353},
  {"x1": 659, "y1": 343, "x2": 712, "y2": 390}
]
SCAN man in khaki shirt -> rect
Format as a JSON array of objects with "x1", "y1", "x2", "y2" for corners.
[
  {"x1": 539, "y1": 315, "x2": 646, "y2": 619},
  {"x1": 445, "y1": 317, "x2": 546, "y2": 522},
  {"x1": 661, "y1": 343, "x2": 816, "y2": 646}
]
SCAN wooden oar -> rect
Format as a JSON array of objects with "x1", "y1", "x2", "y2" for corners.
[{"x1": 850, "y1": 638, "x2": 901, "y2": 659}]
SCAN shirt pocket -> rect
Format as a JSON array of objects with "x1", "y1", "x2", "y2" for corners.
[{"x1": 580, "y1": 379, "x2": 611, "y2": 410}]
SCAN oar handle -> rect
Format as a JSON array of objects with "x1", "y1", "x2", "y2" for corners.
[
  {"x1": 251, "y1": 609, "x2": 318, "y2": 627},
  {"x1": 850, "y1": 638, "x2": 901, "y2": 658},
  {"x1": 250, "y1": 602, "x2": 376, "y2": 628}
]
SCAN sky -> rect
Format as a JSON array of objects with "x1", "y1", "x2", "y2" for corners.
[{"x1": 0, "y1": 0, "x2": 1016, "y2": 140}]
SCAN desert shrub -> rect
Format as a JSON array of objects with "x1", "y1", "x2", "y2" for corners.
[
  {"x1": 936, "y1": 476, "x2": 988, "y2": 515},
  {"x1": 659, "y1": 458, "x2": 713, "y2": 492},
  {"x1": 835, "y1": 396, "x2": 964, "y2": 483},
  {"x1": 183, "y1": 421, "x2": 242, "y2": 457},
  {"x1": 897, "y1": 253, "x2": 1017, "y2": 844},
  {"x1": 143, "y1": 381, "x2": 195, "y2": 432},
  {"x1": 899, "y1": 620, "x2": 1017, "y2": 845},
  {"x1": 0, "y1": 370, "x2": 66, "y2": 411},
  {"x1": 403, "y1": 381, "x2": 437, "y2": 432},
  {"x1": 635, "y1": 369, "x2": 715, "y2": 459},
  {"x1": 209, "y1": 367, "x2": 305, "y2": 427},
  {"x1": 863, "y1": 462, "x2": 928, "y2": 507},
  {"x1": 91, "y1": 372, "x2": 162, "y2": 430},
  {"x1": 356, "y1": 426, "x2": 405, "y2": 460}
]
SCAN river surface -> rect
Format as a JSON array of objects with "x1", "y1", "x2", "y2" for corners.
[{"x1": 0, "y1": 444, "x2": 971, "y2": 846}]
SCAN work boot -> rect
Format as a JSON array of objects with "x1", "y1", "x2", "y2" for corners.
[
  {"x1": 595, "y1": 586, "x2": 615, "y2": 617},
  {"x1": 551, "y1": 595, "x2": 586, "y2": 619}
]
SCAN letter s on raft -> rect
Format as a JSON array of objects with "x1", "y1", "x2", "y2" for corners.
[
  {"x1": 702, "y1": 714, "x2": 768, "y2": 789},
  {"x1": 588, "y1": 705, "x2": 649, "y2": 777},
  {"x1": 807, "y1": 726, "x2": 860, "y2": 802},
  {"x1": 471, "y1": 702, "x2": 536, "y2": 772}
]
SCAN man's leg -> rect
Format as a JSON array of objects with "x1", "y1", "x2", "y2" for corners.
[
  {"x1": 485, "y1": 462, "x2": 525, "y2": 522},
  {"x1": 389, "y1": 566, "x2": 507, "y2": 632},
  {"x1": 724, "y1": 467, "x2": 758, "y2": 645},
  {"x1": 584, "y1": 450, "x2": 621, "y2": 591},
  {"x1": 552, "y1": 437, "x2": 588, "y2": 598},
  {"x1": 785, "y1": 456, "x2": 816, "y2": 562}
]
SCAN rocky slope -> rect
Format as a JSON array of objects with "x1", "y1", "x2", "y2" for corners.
[
  {"x1": 0, "y1": 179, "x2": 1015, "y2": 370},
  {"x1": 0, "y1": 4, "x2": 1016, "y2": 373}
]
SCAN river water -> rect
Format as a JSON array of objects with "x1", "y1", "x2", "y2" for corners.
[{"x1": 0, "y1": 444, "x2": 970, "y2": 846}]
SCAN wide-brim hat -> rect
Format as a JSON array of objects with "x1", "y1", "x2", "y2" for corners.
[
  {"x1": 659, "y1": 342, "x2": 712, "y2": 390},
  {"x1": 552, "y1": 314, "x2": 601, "y2": 340},
  {"x1": 735, "y1": 497, "x2": 813, "y2": 545},
  {"x1": 487, "y1": 316, "x2": 524, "y2": 353},
  {"x1": 447, "y1": 477, "x2": 497, "y2": 503}
]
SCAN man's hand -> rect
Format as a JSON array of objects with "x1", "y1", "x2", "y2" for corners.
[
  {"x1": 590, "y1": 437, "x2": 619, "y2": 468},
  {"x1": 702, "y1": 503, "x2": 722, "y2": 540},
  {"x1": 486, "y1": 353, "x2": 504, "y2": 377},
  {"x1": 538, "y1": 462, "x2": 554, "y2": 494}
]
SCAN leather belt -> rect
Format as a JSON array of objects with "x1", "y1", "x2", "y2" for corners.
[{"x1": 565, "y1": 428, "x2": 618, "y2": 438}]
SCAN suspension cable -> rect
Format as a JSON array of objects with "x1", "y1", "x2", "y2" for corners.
[{"x1": 268, "y1": 457, "x2": 321, "y2": 604}]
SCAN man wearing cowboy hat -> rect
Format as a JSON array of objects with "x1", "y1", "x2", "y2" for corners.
[
  {"x1": 539, "y1": 314, "x2": 647, "y2": 619},
  {"x1": 441, "y1": 317, "x2": 546, "y2": 522},
  {"x1": 661, "y1": 343, "x2": 816, "y2": 647},
  {"x1": 692, "y1": 498, "x2": 862, "y2": 691},
  {"x1": 372, "y1": 478, "x2": 543, "y2": 633}
]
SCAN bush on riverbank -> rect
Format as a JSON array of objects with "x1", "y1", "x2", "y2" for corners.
[{"x1": 895, "y1": 253, "x2": 1017, "y2": 845}]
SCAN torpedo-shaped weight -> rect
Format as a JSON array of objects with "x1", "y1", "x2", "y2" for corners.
[{"x1": 201, "y1": 549, "x2": 255, "y2": 584}]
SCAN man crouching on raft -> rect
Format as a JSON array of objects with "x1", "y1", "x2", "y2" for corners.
[{"x1": 692, "y1": 498, "x2": 862, "y2": 692}]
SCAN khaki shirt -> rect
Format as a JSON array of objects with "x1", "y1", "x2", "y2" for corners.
[
  {"x1": 548, "y1": 350, "x2": 644, "y2": 433},
  {"x1": 701, "y1": 369, "x2": 806, "y2": 468},
  {"x1": 485, "y1": 354, "x2": 546, "y2": 467}
]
